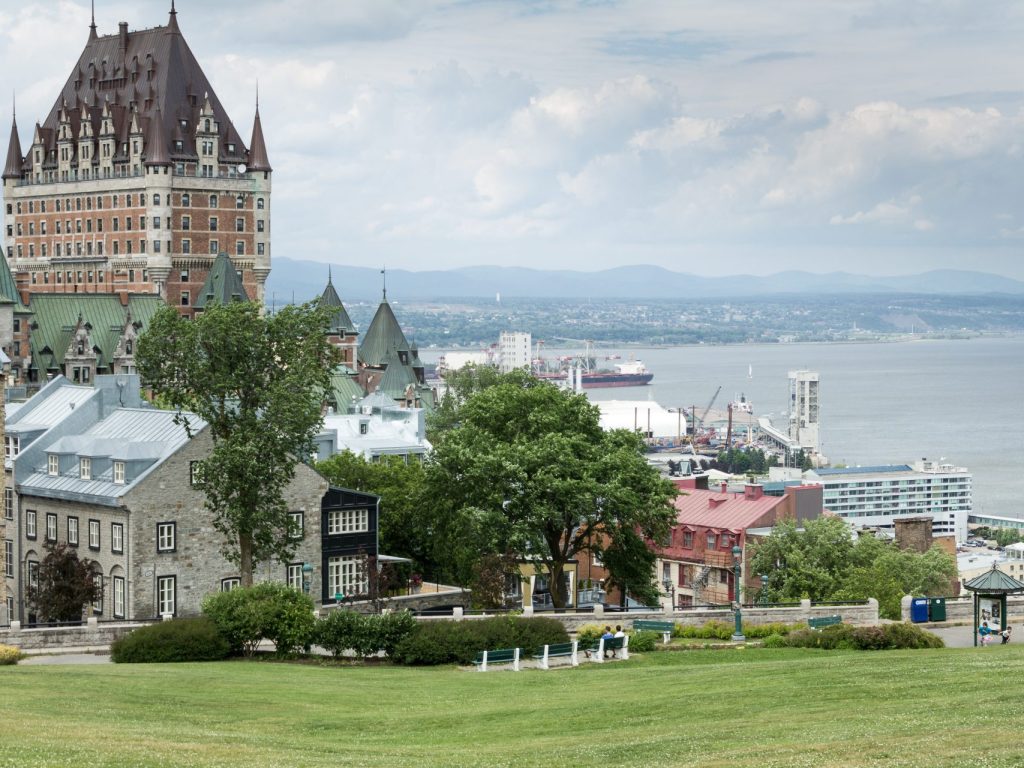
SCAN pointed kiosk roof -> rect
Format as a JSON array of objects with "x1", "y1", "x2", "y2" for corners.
[
  {"x1": 963, "y1": 564, "x2": 1024, "y2": 594},
  {"x1": 194, "y1": 252, "x2": 249, "y2": 310},
  {"x1": 359, "y1": 295, "x2": 411, "y2": 367},
  {"x1": 3, "y1": 112, "x2": 23, "y2": 179},
  {"x1": 321, "y1": 272, "x2": 355, "y2": 335}
]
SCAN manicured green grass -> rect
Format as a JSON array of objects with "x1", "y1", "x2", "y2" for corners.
[{"x1": 2, "y1": 647, "x2": 1024, "y2": 767}]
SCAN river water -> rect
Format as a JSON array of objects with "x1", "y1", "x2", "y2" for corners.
[{"x1": 424, "y1": 337, "x2": 1024, "y2": 519}]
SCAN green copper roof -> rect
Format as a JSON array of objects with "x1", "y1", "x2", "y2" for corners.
[
  {"x1": 359, "y1": 298, "x2": 410, "y2": 367},
  {"x1": 963, "y1": 565, "x2": 1024, "y2": 594},
  {"x1": 0, "y1": 250, "x2": 27, "y2": 311},
  {"x1": 328, "y1": 366, "x2": 366, "y2": 411},
  {"x1": 321, "y1": 275, "x2": 356, "y2": 335},
  {"x1": 374, "y1": 347, "x2": 417, "y2": 397},
  {"x1": 194, "y1": 252, "x2": 249, "y2": 309},
  {"x1": 28, "y1": 294, "x2": 164, "y2": 371}
]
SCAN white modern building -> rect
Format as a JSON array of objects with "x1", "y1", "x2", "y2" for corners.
[
  {"x1": 803, "y1": 458, "x2": 972, "y2": 541},
  {"x1": 498, "y1": 331, "x2": 531, "y2": 374},
  {"x1": 314, "y1": 393, "x2": 431, "y2": 463},
  {"x1": 788, "y1": 369, "x2": 820, "y2": 457}
]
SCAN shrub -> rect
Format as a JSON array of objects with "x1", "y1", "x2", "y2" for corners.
[
  {"x1": 576, "y1": 623, "x2": 606, "y2": 646},
  {"x1": 203, "y1": 582, "x2": 315, "y2": 657},
  {"x1": 762, "y1": 633, "x2": 787, "y2": 649},
  {"x1": 314, "y1": 610, "x2": 417, "y2": 659},
  {"x1": 784, "y1": 622, "x2": 944, "y2": 651},
  {"x1": 744, "y1": 622, "x2": 800, "y2": 638},
  {"x1": 393, "y1": 616, "x2": 569, "y2": 666},
  {"x1": 627, "y1": 630, "x2": 658, "y2": 652},
  {"x1": 110, "y1": 618, "x2": 230, "y2": 663},
  {"x1": 0, "y1": 644, "x2": 23, "y2": 665}
]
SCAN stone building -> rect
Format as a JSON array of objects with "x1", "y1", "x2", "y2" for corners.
[
  {"x1": 6, "y1": 374, "x2": 382, "y2": 621},
  {"x1": 2, "y1": 4, "x2": 271, "y2": 384}
]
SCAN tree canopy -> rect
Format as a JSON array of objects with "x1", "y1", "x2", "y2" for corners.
[
  {"x1": 749, "y1": 516, "x2": 958, "y2": 619},
  {"x1": 137, "y1": 300, "x2": 337, "y2": 585},
  {"x1": 27, "y1": 541, "x2": 101, "y2": 623},
  {"x1": 426, "y1": 375, "x2": 677, "y2": 608}
]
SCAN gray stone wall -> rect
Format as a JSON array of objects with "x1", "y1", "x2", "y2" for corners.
[{"x1": 123, "y1": 431, "x2": 328, "y2": 618}]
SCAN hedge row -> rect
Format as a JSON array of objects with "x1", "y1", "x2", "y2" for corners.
[
  {"x1": 111, "y1": 617, "x2": 230, "y2": 663},
  {"x1": 781, "y1": 622, "x2": 944, "y2": 650},
  {"x1": 393, "y1": 616, "x2": 568, "y2": 665}
]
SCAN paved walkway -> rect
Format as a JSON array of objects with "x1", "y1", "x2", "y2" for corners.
[{"x1": 20, "y1": 652, "x2": 111, "y2": 665}]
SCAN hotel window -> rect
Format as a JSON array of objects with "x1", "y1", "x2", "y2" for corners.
[
  {"x1": 157, "y1": 522, "x2": 176, "y2": 552},
  {"x1": 256, "y1": 197, "x2": 264, "y2": 210},
  {"x1": 68, "y1": 516, "x2": 79, "y2": 546},
  {"x1": 181, "y1": 192, "x2": 190, "y2": 206},
  {"x1": 289, "y1": 512, "x2": 304, "y2": 540},
  {"x1": 221, "y1": 578, "x2": 241, "y2": 592},
  {"x1": 236, "y1": 240, "x2": 244, "y2": 256},
  {"x1": 286, "y1": 563, "x2": 303, "y2": 591},
  {"x1": 4, "y1": 541, "x2": 12, "y2": 578},
  {"x1": 153, "y1": 215, "x2": 161, "y2": 229},
  {"x1": 89, "y1": 519, "x2": 100, "y2": 550},
  {"x1": 327, "y1": 508, "x2": 369, "y2": 535},
  {"x1": 327, "y1": 555, "x2": 366, "y2": 599},
  {"x1": 181, "y1": 291, "x2": 190, "y2": 307},
  {"x1": 209, "y1": 239, "x2": 218, "y2": 254},
  {"x1": 112, "y1": 523, "x2": 124, "y2": 554},
  {"x1": 210, "y1": 216, "x2": 218, "y2": 231},
  {"x1": 182, "y1": 215, "x2": 190, "y2": 230},
  {"x1": 46, "y1": 513, "x2": 57, "y2": 542},
  {"x1": 257, "y1": 242, "x2": 265, "y2": 256},
  {"x1": 182, "y1": 239, "x2": 191, "y2": 254},
  {"x1": 4, "y1": 487, "x2": 13, "y2": 520},
  {"x1": 80, "y1": 457, "x2": 92, "y2": 480},
  {"x1": 180, "y1": 268, "x2": 189, "y2": 281},
  {"x1": 257, "y1": 219, "x2": 264, "y2": 232},
  {"x1": 113, "y1": 576, "x2": 125, "y2": 618},
  {"x1": 26, "y1": 509, "x2": 37, "y2": 539},
  {"x1": 209, "y1": 194, "x2": 218, "y2": 208},
  {"x1": 113, "y1": 461, "x2": 125, "y2": 485},
  {"x1": 235, "y1": 217, "x2": 244, "y2": 232},
  {"x1": 157, "y1": 575, "x2": 176, "y2": 616}
]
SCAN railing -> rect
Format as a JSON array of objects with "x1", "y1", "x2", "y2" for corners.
[
  {"x1": 742, "y1": 601, "x2": 801, "y2": 608},
  {"x1": 811, "y1": 600, "x2": 870, "y2": 607}
]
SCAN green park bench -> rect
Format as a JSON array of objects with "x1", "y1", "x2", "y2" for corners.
[
  {"x1": 474, "y1": 647, "x2": 520, "y2": 672},
  {"x1": 583, "y1": 635, "x2": 629, "y2": 663},
  {"x1": 808, "y1": 615, "x2": 843, "y2": 631},
  {"x1": 633, "y1": 620, "x2": 675, "y2": 644},
  {"x1": 534, "y1": 641, "x2": 579, "y2": 670}
]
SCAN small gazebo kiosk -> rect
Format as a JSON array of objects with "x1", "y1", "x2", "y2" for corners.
[{"x1": 962, "y1": 564, "x2": 1024, "y2": 647}]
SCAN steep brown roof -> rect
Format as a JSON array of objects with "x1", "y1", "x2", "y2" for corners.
[
  {"x1": 248, "y1": 102, "x2": 272, "y2": 172},
  {"x1": 35, "y1": 8, "x2": 248, "y2": 168},
  {"x1": 2, "y1": 113, "x2": 22, "y2": 179}
]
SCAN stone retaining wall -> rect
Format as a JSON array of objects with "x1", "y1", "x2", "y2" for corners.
[
  {"x1": 0, "y1": 617, "x2": 148, "y2": 652},
  {"x1": 900, "y1": 594, "x2": 1024, "y2": 623}
]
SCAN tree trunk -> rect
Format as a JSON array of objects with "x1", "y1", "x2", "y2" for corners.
[
  {"x1": 548, "y1": 560, "x2": 566, "y2": 610},
  {"x1": 240, "y1": 533, "x2": 254, "y2": 587}
]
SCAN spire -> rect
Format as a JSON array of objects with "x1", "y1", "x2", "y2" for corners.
[
  {"x1": 89, "y1": 0, "x2": 97, "y2": 40},
  {"x1": 143, "y1": 108, "x2": 171, "y2": 166},
  {"x1": 247, "y1": 89, "x2": 271, "y2": 172},
  {"x1": 381, "y1": 267, "x2": 387, "y2": 301},
  {"x1": 168, "y1": 0, "x2": 179, "y2": 33},
  {"x1": 328, "y1": 265, "x2": 332, "y2": 285},
  {"x1": 3, "y1": 104, "x2": 23, "y2": 180}
]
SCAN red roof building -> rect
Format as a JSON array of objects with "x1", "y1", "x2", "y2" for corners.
[{"x1": 652, "y1": 483, "x2": 823, "y2": 609}]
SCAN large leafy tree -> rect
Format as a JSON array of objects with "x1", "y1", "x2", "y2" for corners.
[
  {"x1": 138, "y1": 301, "x2": 337, "y2": 585},
  {"x1": 750, "y1": 516, "x2": 957, "y2": 619},
  {"x1": 27, "y1": 542, "x2": 101, "y2": 623},
  {"x1": 426, "y1": 376, "x2": 677, "y2": 609}
]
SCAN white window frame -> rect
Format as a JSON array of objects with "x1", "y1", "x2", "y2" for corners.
[
  {"x1": 68, "y1": 516, "x2": 79, "y2": 546},
  {"x1": 286, "y1": 563, "x2": 303, "y2": 591},
  {"x1": 26, "y1": 509, "x2": 36, "y2": 539},
  {"x1": 111, "y1": 523, "x2": 124, "y2": 554},
  {"x1": 157, "y1": 575, "x2": 176, "y2": 617},
  {"x1": 47, "y1": 454, "x2": 59, "y2": 476},
  {"x1": 289, "y1": 511, "x2": 304, "y2": 540},
  {"x1": 327, "y1": 555, "x2": 367, "y2": 600},
  {"x1": 46, "y1": 513, "x2": 57, "y2": 542},
  {"x1": 221, "y1": 578, "x2": 241, "y2": 592},
  {"x1": 88, "y1": 519, "x2": 100, "y2": 549},
  {"x1": 4, "y1": 487, "x2": 12, "y2": 520},
  {"x1": 113, "y1": 576, "x2": 125, "y2": 618},
  {"x1": 157, "y1": 522, "x2": 176, "y2": 553},
  {"x1": 113, "y1": 461, "x2": 125, "y2": 485},
  {"x1": 80, "y1": 457, "x2": 91, "y2": 480},
  {"x1": 4, "y1": 541, "x2": 12, "y2": 578},
  {"x1": 327, "y1": 508, "x2": 369, "y2": 535}
]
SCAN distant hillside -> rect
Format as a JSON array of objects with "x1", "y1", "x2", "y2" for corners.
[{"x1": 264, "y1": 259, "x2": 1024, "y2": 302}]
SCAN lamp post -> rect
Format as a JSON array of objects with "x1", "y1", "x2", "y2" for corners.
[
  {"x1": 760, "y1": 573, "x2": 769, "y2": 606},
  {"x1": 731, "y1": 544, "x2": 745, "y2": 642},
  {"x1": 663, "y1": 577, "x2": 675, "y2": 613}
]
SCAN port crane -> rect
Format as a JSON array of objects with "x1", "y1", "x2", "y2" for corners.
[{"x1": 688, "y1": 385, "x2": 721, "y2": 450}]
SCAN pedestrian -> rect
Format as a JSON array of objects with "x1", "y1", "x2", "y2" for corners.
[
  {"x1": 601, "y1": 626, "x2": 615, "y2": 658},
  {"x1": 979, "y1": 621, "x2": 992, "y2": 646},
  {"x1": 1002, "y1": 626, "x2": 1013, "y2": 645},
  {"x1": 613, "y1": 625, "x2": 625, "y2": 638}
]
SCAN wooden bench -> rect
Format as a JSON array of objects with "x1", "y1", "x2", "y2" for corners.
[
  {"x1": 583, "y1": 635, "x2": 629, "y2": 663},
  {"x1": 808, "y1": 615, "x2": 843, "y2": 631},
  {"x1": 474, "y1": 647, "x2": 520, "y2": 672},
  {"x1": 633, "y1": 620, "x2": 675, "y2": 644},
  {"x1": 534, "y1": 641, "x2": 579, "y2": 670}
]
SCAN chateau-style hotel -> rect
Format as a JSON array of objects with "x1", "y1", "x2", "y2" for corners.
[{"x1": 1, "y1": 3, "x2": 271, "y2": 383}]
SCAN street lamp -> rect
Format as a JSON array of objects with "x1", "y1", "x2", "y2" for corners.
[
  {"x1": 731, "y1": 544, "x2": 745, "y2": 642},
  {"x1": 760, "y1": 573, "x2": 769, "y2": 605},
  {"x1": 663, "y1": 577, "x2": 675, "y2": 613},
  {"x1": 301, "y1": 563, "x2": 313, "y2": 596}
]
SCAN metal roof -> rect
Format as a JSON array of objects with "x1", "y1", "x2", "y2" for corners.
[
  {"x1": 359, "y1": 298, "x2": 411, "y2": 366},
  {"x1": 963, "y1": 565, "x2": 1024, "y2": 594},
  {"x1": 321, "y1": 276, "x2": 355, "y2": 334},
  {"x1": 672, "y1": 488, "x2": 787, "y2": 531},
  {"x1": 194, "y1": 252, "x2": 249, "y2": 309},
  {"x1": 811, "y1": 465, "x2": 913, "y2": 477},
  {"x1": 7, "y1": 379, "x2": 96, "y2": 433}
]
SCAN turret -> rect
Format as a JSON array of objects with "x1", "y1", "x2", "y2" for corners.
[
  {"x1": 247, "y1": 97, "x2": 271, "y2": 172},
  {"x1": 2, "y1": 112, "x2": 23, "y2": 180}
]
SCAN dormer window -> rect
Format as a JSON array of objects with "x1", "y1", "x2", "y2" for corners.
[
  {"x1": 47, "y1": 454, "x2": 59, "y2": 476},
  {"x1": 80, "y1": 457, "x2": 91, "y2": 481},
  {"x1": 113, "y1": 461, "x2": 125, "y2": 485}
]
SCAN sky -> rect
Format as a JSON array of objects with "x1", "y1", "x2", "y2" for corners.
[{"x1": 2, "y1": 0, "x2": 1024, "y2": 279}]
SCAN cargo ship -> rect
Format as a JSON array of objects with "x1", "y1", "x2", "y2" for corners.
[{"x1": 535, "y1": 359, "x2": 653, "y2": 388}]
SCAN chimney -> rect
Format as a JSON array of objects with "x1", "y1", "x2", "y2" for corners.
[
  {"x1": 744, "y1": 484, "x2": 764, "y2": 500},
  {"x1": 708, "y1": 497, "x2": 724, "y2": 509},
  {"x1": 720, "y1": 482, "x2": 728, "y2": 493},
  {"x1": 119, "y1": 22, "x2": 129, "y2": 53}
]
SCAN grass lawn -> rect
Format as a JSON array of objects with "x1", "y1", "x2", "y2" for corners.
[{"x1": 2, "y1": 646, "x2": 1024, "y2": 767}]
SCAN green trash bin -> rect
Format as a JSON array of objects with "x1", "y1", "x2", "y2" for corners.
[{"x1": 929, "y1": 597, "x2": 946, "y2": 622}]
